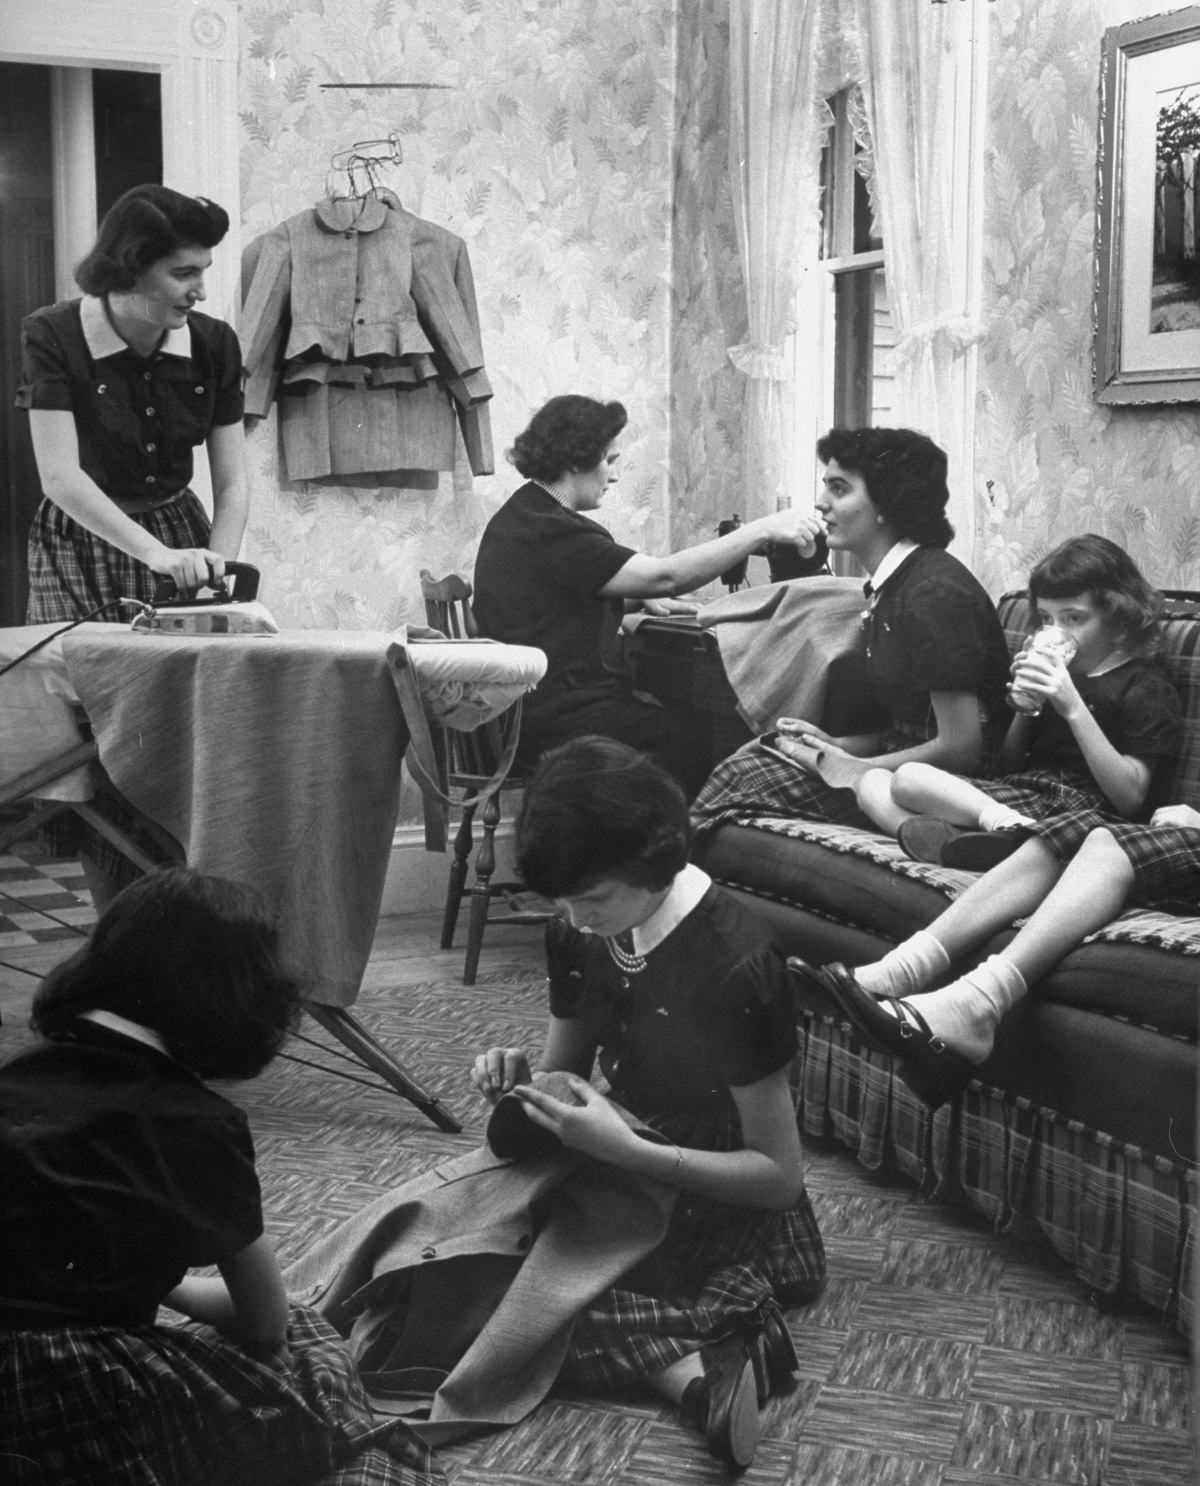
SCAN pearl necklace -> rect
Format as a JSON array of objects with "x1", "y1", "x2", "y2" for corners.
[{"x1": 604, "y1": 934, "x2": 648, "y2": 975}]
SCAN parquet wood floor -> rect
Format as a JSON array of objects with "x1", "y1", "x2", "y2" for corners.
[{"x1": 0, "y1": 850, "x2": 1193, "y2": 1484}]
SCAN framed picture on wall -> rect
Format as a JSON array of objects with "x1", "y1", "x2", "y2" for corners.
[{"x1": 1095, "y1": 5, "x2": 1200, "y2": 403}]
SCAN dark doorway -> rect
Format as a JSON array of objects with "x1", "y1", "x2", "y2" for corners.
[
  {"x1": 0, "y1": 64, "x2": 162, "y2": 626},
  {"x1": 0, "y1": 63, "x2": 55, "y2": 627},
  {"x1": 93, "y1": 69, "x2": 162, "y2": 219}
]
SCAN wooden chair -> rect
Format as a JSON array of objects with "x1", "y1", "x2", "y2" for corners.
[{"x1": 419, "y1": 569, "x2": 555, "y2": 983}]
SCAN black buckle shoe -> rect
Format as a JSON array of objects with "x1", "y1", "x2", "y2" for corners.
[
  {"x1": 691, "y1": 1336, "x2": 759, "y2": 1470},
  {"x1": 750, "y1": 1306, "x2": 799, "y2": 1403}
]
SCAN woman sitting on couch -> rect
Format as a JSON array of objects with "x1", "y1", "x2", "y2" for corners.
[{"x1": 691, "y1": 426, "x2": 1011, "y2": 838}]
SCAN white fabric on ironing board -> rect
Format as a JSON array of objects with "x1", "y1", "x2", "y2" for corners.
[{"x1": 697, "y1": 576, "x2": 866, "y2": 732}]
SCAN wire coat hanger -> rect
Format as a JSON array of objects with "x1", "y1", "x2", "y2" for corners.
[{"x1": 326, "y1": 133, "x2": 404, "y2": 210}]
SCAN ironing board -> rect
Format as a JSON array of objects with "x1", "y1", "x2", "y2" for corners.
[{"x1": 0, "y1": 623, "x2": 545, "y2": 1131}]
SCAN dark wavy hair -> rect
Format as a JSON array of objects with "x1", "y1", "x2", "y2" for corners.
[
  {"x1": 507, "y1": 395, "x2": 628, "y2": 483},
  {"x1": 1027, "y1": 533, "x2": 1164, "y2": 657},
  {"x1": 517, "y1": 736, "x2": 689, "y2": 898},
  {"x1": 31, "y1": 868, "x2": 300, "y2": 1080},
  {"x1": 815, "y1": 426, "x2": 954, "y2": 547},
  {"x1": 75, "y1": 185, "x2": 230, "y2": 296}
]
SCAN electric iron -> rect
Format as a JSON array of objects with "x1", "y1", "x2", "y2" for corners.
[{"x1": 128, "y1": 562, "x2": 280, "y2": 636}]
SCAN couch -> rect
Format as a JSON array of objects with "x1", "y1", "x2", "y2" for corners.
[{"x1": 692, "y1": 591, "x2": 1200, "y2": 1333}]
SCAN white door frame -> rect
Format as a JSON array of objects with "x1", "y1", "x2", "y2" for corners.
[{"x1": 0, "y1": 0, "x2": 240, "y2": 319}]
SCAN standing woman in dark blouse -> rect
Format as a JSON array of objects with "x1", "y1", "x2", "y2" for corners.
[{"x1": 16, "y1": 184, "x2": 248, "y2": 621}]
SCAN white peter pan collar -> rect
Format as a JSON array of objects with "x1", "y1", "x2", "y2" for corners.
[
  {"x1": 628, "y1": 862, "x2": 712, "y2": 957},
  {"x1": 79, "y1": 294, "x2": 192, "y2": 361}
]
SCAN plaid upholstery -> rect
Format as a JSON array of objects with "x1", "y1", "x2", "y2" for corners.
[
  {"x1": 795, "y1": 1018, "x2": 1195, "y2": 1334},
  {"x1": 1, "y1": 1302, "x2": 441, "y2": 1485}
]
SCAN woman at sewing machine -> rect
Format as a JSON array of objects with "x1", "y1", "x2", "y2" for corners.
[
  {"x1": 471, "y1": 394, "x2": 823, "y2": 797},
  {"x1": 16, "y1": 184, "x2": 247, "y2": 622}
]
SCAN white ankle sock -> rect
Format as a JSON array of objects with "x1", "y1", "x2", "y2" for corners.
[
  {"x1": 977, "y1": 801, "x2": 1033, "y2": 832},
  {"x1": 855, "y1": 929, "x2": 951, "y2": 997},
  {"x1": 904, "y1": 955, "x2": 1027, "y2": 1064}
]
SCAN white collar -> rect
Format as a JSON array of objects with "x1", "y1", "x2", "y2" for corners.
[
  {"x1": 629, "y1": 862, "x2": 711, "y2": 956},
  {"x1": 77, "y1": 1008, "x2": 171, "y2": 1058},
  {"x1": 868, "y1": 539, "x2": 919, "y2": 592},
  {"x1": 80, "y1": 294, "x2": 192, "y2": 361}
]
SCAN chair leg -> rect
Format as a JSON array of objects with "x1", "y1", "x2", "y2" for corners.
[
  {"x1": 462, "y1": 789, "x2": 502, "y2": 985},
  {"x1": 441, "y1": 796, "x2": 478, "y2": 950}
]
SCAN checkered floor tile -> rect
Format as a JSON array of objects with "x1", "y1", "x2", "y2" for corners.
[{"x1": 0, "y1": 852, "x2": 95, "y2": 946}]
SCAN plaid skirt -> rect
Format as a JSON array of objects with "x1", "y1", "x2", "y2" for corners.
[
  {"x1": 1031, "y1": 808, "x2": 1200, "y2": 911},
  {"x1": 26, "y1": 490, "x2": 211, "y2": 623},
  {"x1": 966, "y1": 767, "x2": 1109, "y2": 823},
  {"x1": 691, "y1": 724, "x2": 933, "y2": 837},
  {"x1": 2, "y1": 1304, "x2": 442, "y2": 1486},
  {"x1": 561, "y1": 1107, "x2": 826, "y2": 1389}
]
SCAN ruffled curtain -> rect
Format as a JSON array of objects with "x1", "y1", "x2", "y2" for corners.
[
  {"x1": 726, "y1": 0, "x2": 834, "y2": 520},
  {"x1": 850, "y1": 0, "x2": 982, "y2": 552}
]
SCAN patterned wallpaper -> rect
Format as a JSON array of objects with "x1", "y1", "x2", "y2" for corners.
[
  {"x1": 237, "y1": 0, "x2": 682, "y2": 633},
  {"x1": 975, "y1": 0, "x2": 1200, "y2": 596},
  {"x1": 235, "y1": 0, "x2": 1200, "y2": 634}
]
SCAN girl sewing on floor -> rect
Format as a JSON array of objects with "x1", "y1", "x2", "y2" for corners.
[
  {"x1": 473, "y1": 736, "x2": 825, "y2": 1470},
  {"x1": 0, "y1": 868, "x2": 436, "y2": 1486},
  {"x1": 870, "y1": 533, "x2": 1181, "y2": 870},
  {"x1": 795, "y1": 801, "x2": 1200, "y2": 1107}
]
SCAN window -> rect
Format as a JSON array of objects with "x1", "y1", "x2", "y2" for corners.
[{"x1": 818, "y1": 89, "x2": 896, "y2": 430}]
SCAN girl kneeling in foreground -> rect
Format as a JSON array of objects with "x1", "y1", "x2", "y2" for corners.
[
  {"x1": 473, "y1": 736, "x2": 825, "y2": 1469},
  {"x1": 0, "y1": 868, "x2": 436, "y2": 1486}
]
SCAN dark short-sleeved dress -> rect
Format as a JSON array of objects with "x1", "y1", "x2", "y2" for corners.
[
  {"x1": 692, "y1": 544, "x2": 1011, "y2": 834},
  {"x1": 0, "y1": 1021, "x2": 439, "y2": 1486},
  {"x1": 546, "y1": 883, "x2": 826, "y2": 1388},
  {"x1": 15, "y1": 295, "x2": 244, "y2": 623},
  {"x1": 962, "y1": 656, "x2": 1182, "y2": 823},
  {"x1": 472, "y1": 482, "x2": 715, "y2": 795}
]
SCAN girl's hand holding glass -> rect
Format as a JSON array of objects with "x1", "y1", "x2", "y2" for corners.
[{"x1": 1009, "y1": 649, "x2": 1081, "y2": 718}]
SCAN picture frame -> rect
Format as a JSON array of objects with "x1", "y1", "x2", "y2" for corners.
[{"x1": 1095, "y1": 5, "x2": 1200, "y2": 404}]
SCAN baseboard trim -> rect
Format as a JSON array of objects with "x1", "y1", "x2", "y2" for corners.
[{"x1": 381, "y1": 820, "x2": 519, "y2": 917}]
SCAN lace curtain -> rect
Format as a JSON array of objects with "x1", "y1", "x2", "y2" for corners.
[
  {"x1": 850, "y1": 0, "x2": 982, "y2": 553},
  {"x1": 728, "y1": 0, "x2": 981, "y2": 548},
  {"x1": 726, "y1": 0, "x2": 838, "y2": 520}
]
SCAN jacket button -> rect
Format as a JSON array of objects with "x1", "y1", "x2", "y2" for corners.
[
  {"x1": 195, "y1": 385, "x2": 205, "y2": 395},
  {"x1": 420, "y1": 1245, "x2": 437, "y2": 1260},
  {"x1": 145, "y1": 406, "x2": 156, "y2": 416},
  {"x1": 516, "y1": 1234, "x2": 531, "y2": 1252}
]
